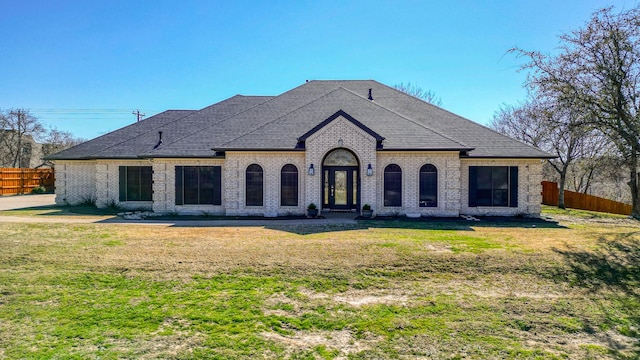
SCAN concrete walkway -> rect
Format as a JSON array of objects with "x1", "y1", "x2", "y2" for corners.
[{"x1": 0, "y1": 194, "x2": 56, "y2": 211}]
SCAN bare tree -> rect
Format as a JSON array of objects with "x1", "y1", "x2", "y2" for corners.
[
  {"x1": 512, "y1": 6, "x2": 640, "y2": 217},
  {"x1": 394, "y1": 82, "x2": 442, "y2": 106},
  {"x1": 491, "y1": 97, "x2": 610, "y2": 208},
  {"x1": 490, "y1": 99, "x2": 549, "y2": 148},
  {"x1": 0, "y1": 109, "x2": 45, "y2": 167},
  {"x1": 40, "y1": 128, "x2": 84, "y2": 161}
]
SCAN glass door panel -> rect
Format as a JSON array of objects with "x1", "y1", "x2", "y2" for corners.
[{"x1": 334, "y1": 170, "x2": 347, "y2": 205}]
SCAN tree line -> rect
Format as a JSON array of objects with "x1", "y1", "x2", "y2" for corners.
[
  {"x1": 490, "y1": 5, "x2": 640, "y2": 217},
  {"x1": 0, "y1": 109, "x2": 84, "y2": 168}
]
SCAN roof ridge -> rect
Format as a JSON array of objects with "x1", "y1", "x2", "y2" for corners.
[
  {"x1": 216, "y1": 87, "x2": 356, "y2": 148},
  {"x1": 379, "y1": 83, "x2": 551, "y2": 155},
  {"x1": 57, "y1": 110, "x2": 195, "y2": 159},
  {"x1": 142, "y1": 95, "x2": 276, "y2": 156},
  {"x1": 338, "y1": 86, "x2": 472, "y2": 149}
]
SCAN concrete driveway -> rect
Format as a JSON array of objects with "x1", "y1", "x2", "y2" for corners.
[{"x1": 0, "y1": 194, "x2": 56, "y2": 211}]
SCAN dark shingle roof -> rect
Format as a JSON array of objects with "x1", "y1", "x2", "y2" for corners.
[
  {"x1": 48, "y1": 95, "x2": 272, "y2": 160},
  {"x1": 49, "y1": 80, "x2": 553, "y2": 160}
]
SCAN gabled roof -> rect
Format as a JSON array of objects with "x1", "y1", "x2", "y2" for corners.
[
  {"x1": 298, "y1": 109, "x2": 385, "y2": 142},
  {"x1": 49, "y1": 80, "x2": 553, "y2": 160}
]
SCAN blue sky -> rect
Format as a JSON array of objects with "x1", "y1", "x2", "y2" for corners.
[{"x1": 0, "y1": 0, "x2": 635, "y2": 139}]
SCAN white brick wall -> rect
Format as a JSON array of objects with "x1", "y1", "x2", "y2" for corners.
[
  {"x1": 224, "y1": 152, "x2": 306, "y2": 217},
  {"x1": 54, "y1": 161, "x2": 96, "y2": 205},
  {"x1": 95, "y1": 159, "x2": 153, "y2": 210},
  {"x1": 53, "y1": 139, "x2": 544, "y2": 217},
  {"x1": 150, "y1": 158, "x2": 226, "y2": 214},
  {"x1": 460, "y1": 159, "x2": 542, "y2": 216},
  {"x1": 376, "y1": 152, "x2": 460, "y2": 217},
  {"x1": 305, "y1": 116, "x2": 378, "y2": 213}
]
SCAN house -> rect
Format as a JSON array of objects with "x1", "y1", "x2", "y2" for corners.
[
  {"x1": 48, "y1": 80, "x2": 552, "y2": 217},
  {"x1": 0, "y1": 130, "x2": 42, "y2": 168}
]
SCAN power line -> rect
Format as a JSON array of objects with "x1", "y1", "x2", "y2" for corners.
[{"x1": 132, "y1": 109, "x2": 146, "y2": 122}]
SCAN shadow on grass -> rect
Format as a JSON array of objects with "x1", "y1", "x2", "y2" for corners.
[
  {"x1": 356, "y1": 216, "x2": 565, "y2": 230},
  {"x1": 4, "y1": 204, "x2": 565, "y2": 235},
  {"x1": 552, "y1": 234, "x2": 640, "y2": 356},
  {"x1": 264, "y1": 216, "x2": 565, "y2": 235},
  {"x1": 0, "y1": 204, "x2": 120, "y2": 216},
  {"x1": 553, "y1": 233, "x2": 640, "y2": 293}
]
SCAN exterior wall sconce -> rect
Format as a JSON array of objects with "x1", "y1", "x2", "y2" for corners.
[
  {"x1": 366, "y1": 164, "x2": 373, "y2": 176},
  {"x1": 308, "y1": 164, "x2": 315, "y2": 176}
]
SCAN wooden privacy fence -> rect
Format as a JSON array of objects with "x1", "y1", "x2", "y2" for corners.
[
  {"x1": 541, "y1": 181, "x2": 632, "y2": 215},
  {"x1": 0, "y1": 168, "x2": 55, "y2": 196}
]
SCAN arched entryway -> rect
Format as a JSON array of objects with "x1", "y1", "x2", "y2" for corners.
[{"x1": 322, "y1": 148, "x2": 360, "y2": 211}]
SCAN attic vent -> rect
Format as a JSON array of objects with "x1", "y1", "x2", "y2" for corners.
[
  {"x1": 368, "y1": 88, "x2": 373, "y2": 101},
  {"x1": 154, "y1": 131, "x2": 163, "y2": 149}
]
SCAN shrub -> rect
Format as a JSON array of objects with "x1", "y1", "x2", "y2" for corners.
[{"x1": 31, "y1": 186, "x2": 47, "y2": 194}]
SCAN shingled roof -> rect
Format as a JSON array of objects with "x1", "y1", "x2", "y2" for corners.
[{"x1": 49, "y1": 80, "x2": 553, "y2": 160}]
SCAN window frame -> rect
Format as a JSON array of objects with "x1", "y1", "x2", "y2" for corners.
[
  {"x1": 280, "y1": 164, "x2": 298, "y2": 207},
  {"x1": 119, "y1": 166, "x2": 153, "y2": 202},
  {"x1": 383, "y1": 164, "x2": 402, "y2": 207},
  {"x1": 468, "y1": 166, "x2": 518, "y2": 208},
  {"x1": 175, "y1": 166, "x2": 222, "y2": 206},
  {"x1": 246, "y1": 164, "x2": 264, "y2": 207},
  {"x1": 419, "y1": 164, "x2": 438, "y2": 208}
]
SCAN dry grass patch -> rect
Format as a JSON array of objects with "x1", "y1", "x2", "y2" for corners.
[
  {"x1": 0, "y1": 212, "x2": 639, "y2": 358},
  {"x1": 262, "y1": 330, "x2": 380, "y2": 358}
]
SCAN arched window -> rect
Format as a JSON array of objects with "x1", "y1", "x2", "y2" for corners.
[
  {"x1": 384, "y1": 164, "x2": 402, "y2": 207},
  {"x1": 419, "y1": 164, "x2": 438, "y2": 207},
  {"x1": 246, "y1": 164, "x2": 263, "y2": 206},
  {"x1": 280, "y1": 164, "x2": 298, "y2": 206},
  {"x1": 323, "y1": 149, "x2": 358, "y2": 166}
]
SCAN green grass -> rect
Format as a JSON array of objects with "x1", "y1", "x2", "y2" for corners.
[
  {"x1": 542, "y1": 205, "x2": 630, "y2": 219},
  {"x1": 0, "y1": 214, "x2": 638, "y2": 358}
]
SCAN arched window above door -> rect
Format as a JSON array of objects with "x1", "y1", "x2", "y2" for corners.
[{"x1": 323, "y1": 149, "x2": 358, "y2": 166}]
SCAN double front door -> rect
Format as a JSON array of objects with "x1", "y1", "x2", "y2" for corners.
[{"x1": 322, "y1": 166, "x2": 358, "y2": 210}]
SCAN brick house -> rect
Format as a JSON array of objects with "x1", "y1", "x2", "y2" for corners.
[{"x1": 48, "y1": 80, "x2": 552, "y2": 217}]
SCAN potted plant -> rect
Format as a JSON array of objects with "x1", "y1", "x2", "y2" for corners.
[
  {"x1": 361, "y1": 204, "x2": 373, "y2": 218},
  {"x1": 307, "y1": 203, "x2": 318, "y2": 218}
]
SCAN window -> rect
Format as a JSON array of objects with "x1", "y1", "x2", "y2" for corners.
[
  {"x1": 280, "y1": 164, "x2": 298, "y2": 206},
  {"x1": 119, "y1": 166, "x2": 153, "y2": 201},
  {"x1": 384, "y1": 164, "x2": 402, "y2": 207},
  {"x1": 419, "y1": 164, "x2": 438, "y2": 207},
  {"x1": 323, "y1": 149, "x2": 358, "y2": 166},
  {"x1": 468, "y1": 166, "x2": 518, "y2": 207},
  {"x1": 175, "y1": 166, "x2": 221, "y2": 205},
  {"x1": 246, "y1": 164, "x2": 264, "y2": 206}
]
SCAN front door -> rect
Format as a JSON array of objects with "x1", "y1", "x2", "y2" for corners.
[{"x1": 323, "y1": 166, "x2": 358, "y2": 210}]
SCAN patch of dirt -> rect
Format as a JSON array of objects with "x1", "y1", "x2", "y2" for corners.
[
  {"x1": 522, "y1": 330, "x2": 639, "y2": 358},
  {"x1": 300, "y1": 288, "x2": 410, "y2": 307},
  {"x1": 261, "y1": 330, "x2": 379, "y2": 358},
  {"x1": 263, "y1": 288, "x2": 411, "y2": 318},
  {"x1": 471, "y1": 289, "x2": 566, "y2": 299},
  {"x1": 97, "y1": 318, "x2": 206, "y2": 359},
  {"x1": 332, "y1": 290, "x2": 409, "y2": 307},
  {"x1": 423, "y1": 243, "x2": 453, "y2": 253},
  {"x1": 263, "y1": 293, "x2": 306, "y2": 316}
]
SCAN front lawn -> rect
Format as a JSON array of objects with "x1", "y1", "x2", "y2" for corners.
[{"x1": 0, "y1": 211, "x2": 638, "y2": 358}]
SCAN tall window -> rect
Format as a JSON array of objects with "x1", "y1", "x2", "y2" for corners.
[
  {"x1": 175, "y1": 166, "x2": 221, "y2": 205},
  {"x1": 119, "y1": 166, "x2": 153, "y2": 201},
  {"x1": 419, "y1": 164, "x2": 438, "y2": 207},
  {"x1": 246, "y1": 164, "x2": 264, "y2": 206},
  {"x1": 384, "y1": 164, "x2": 402, "y2": 207},
  {"x1": 280, "y1": 164, "x2": 298, "y2": 206},
  {"x1": 469, "y1": 166, "x2": 518, "y2": 207}
]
